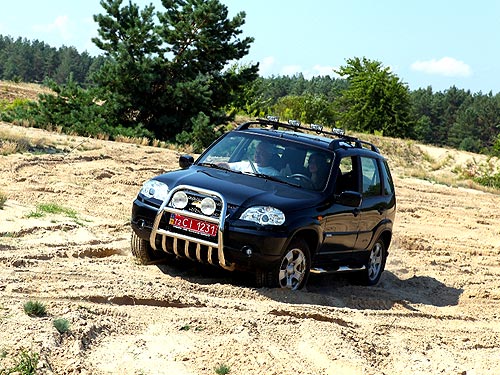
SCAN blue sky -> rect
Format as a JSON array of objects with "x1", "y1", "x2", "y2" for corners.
[{"x1": 1, "y1": 0, "x2": 499, "y2": 93}]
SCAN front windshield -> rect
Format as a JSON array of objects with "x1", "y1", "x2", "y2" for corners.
[{"x1": 197, "y1": 133, "x2": 333, "y2": 191}]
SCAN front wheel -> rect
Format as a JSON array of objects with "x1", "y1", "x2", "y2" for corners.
[
  {"x1": 131, "y1": 231, "x2": 170, "y2": 265},
  {"x1": 256, "y1": 239, "x2": 310, "y2": 290},
  {"x1": 359, "y1": 238, "x2": 386, "y2": 286}
]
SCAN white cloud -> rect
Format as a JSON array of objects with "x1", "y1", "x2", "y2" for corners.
[
  {"x1": 282, "y1": 64, "x2": 340, "y2": 79},
  {"x1": 281, "y1": 64, "x2": 303, "y2": 76},
  {"x1": 411, "y1": 57, "x2": 472, "y2": 77},
  {"x1": 258, "y1": 56, "x2": 276, "y2": 76},
  {"x1": 311, "y1": 64, "x2": 339, "y2": 78},
  {"x1": 258, "y1": 59, "x2": 340, "y2": 79},
  {"x1": 33, "y1": 15, "x2": 72, "y2": 41}
]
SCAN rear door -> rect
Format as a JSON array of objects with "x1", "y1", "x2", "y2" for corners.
[{"x1": 354, "y1": 156, "x2": 388, "y2": 250}]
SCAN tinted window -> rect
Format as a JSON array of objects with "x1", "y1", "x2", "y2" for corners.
[
  {"x1": 335, "y1": 156, "x2": 358, "y2": 193},
  {"x1": 197, "y1": 133, "x2": 333, "y2": 191},
  {"x1": 360, "y1": 157, "x2": 381, "y2": 197},
  {"x1": 381, "y1": 160, "x2": 394, "y2": 195}
]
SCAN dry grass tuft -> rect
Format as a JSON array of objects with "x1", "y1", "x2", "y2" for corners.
[
  {"x1": 0, "y1": 127, "x2": 49, "y2": 155},
  {"x1": 114, "y1": 135, "x2": 149, "y2": 146},
  {"x1": 0, "y1": 191, "x2": 7, "y2": 209},
  {"x1": 0, "y1": 140, "x2": 19, "y2": 155},
  {"x1": 0, "y1": 80, "x2": 52, "y2": 102}
]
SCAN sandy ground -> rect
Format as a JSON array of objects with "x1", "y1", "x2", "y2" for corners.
[{"x1": 1, "y1": 122, "x2": 500, "y2": 375}]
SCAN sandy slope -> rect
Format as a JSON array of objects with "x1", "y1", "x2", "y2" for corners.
[{"x1": 1, "y1": 122, "x2": 499, "y2": 375}]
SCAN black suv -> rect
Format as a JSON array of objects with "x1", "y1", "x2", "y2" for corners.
[{"x1": 130, "y1": 118, "x2": 396, "y2": 290}]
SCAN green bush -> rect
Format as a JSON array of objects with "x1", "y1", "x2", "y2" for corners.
[
  {"x1": 0, "y1": 98, "x2": 35, "y2": 125},
  {"x1": 492, "y1": 136, "x2": 500, "y2": 157},
  {"x1": 176, "y1": 112, "x2": 223, "y2": 153},
  {"x1": 474, "y1": 173, "x2": 500, "y2": 189}
]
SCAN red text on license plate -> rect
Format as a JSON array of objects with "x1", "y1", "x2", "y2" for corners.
[{"x1": 169, "y1": 214, "x2": 218, "y2": 237}]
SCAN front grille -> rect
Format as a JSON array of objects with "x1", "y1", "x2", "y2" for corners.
[
  {"x1": 141, "y1": 192, "x2": 237, "y2": 218},
  {"x1": 176, "y1": 190, "x2": 223, "y2": 218}
]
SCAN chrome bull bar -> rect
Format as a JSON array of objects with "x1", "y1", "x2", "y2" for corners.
[{"x1": 149, "y1": 185, "x2": 235, "y2": 271}]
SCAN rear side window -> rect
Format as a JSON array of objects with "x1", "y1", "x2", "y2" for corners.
[
  {"x1": 360, "y1": 157, "x2": 381, "y2": 197},
  {"x1": 335, "y1": 156, "x2": 358, "y2": 193},
  {"x1": 381, "y1": 160, "x2": 394, "y2": 195}
]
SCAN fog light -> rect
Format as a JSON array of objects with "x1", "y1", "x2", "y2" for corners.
[
  {"x1": 171, "y1": 191, "x2": 188, "y2": 209},
  {"x1": 242, "y1": 246, "x2": 253, "y2": 257},
  {"x1": 200, "y1": 197, "x2": 216, "y2": 216}
]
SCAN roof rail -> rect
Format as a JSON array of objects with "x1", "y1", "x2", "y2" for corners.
[{"x1": 235, "y1": 117, "x2": 380, "y2": 153}]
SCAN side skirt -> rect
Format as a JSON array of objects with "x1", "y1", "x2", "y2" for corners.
[{"x1": 310, "y1": 265, "x2": 366, "y2": 274}]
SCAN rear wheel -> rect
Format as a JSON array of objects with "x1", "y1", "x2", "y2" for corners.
[
  {"x1": 131, "y1": 231, "x2": 170, "y2": 264},
  {"x1": 256, "y1": 238, "x2": 310, "y2": 290},
  {"x1": 359, "y1": 238, "x2": 386, "y2": 285}
]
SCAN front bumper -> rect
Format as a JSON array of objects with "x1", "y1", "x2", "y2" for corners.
[{"x1": 131, "y1": 186, "x2": 286, "y2": 272}]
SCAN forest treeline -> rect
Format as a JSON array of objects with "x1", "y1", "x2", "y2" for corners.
[
  {"x1": 0, "y1": 0, "x2": 499, "y2": 160},
  {"x1": 0, "y1": 35, "x2": 105, "y2": 85},
  {"x1": 248, "y1": 74, "x2": 500, "y2": 154}
]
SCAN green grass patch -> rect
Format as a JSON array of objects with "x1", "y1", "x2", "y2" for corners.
[
  {"x1": 25, "y1": 211, "x2": 44, "y2": 219},
  {"x1": 214, "y1": 363, "x2": 231, "y2": 375},
  {"x1": 26, "y1": 203, "x2": 78, "y2": 220},
  {"x1": 36, "y1": 203, "x2": 77, "y2": 217},
  {"x1": 0, "y1": 350, "x2": 39, "y2": 375},
  {"x1": 23, "y1": 300, "x2": 46, "y2": 317},
  {"x1": 53, "y1": 318, "x2": 70, "y2": 334}
]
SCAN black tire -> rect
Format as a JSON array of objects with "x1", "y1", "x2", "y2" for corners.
[
  {"x1": 255, "y1": 269, "x2": 273, "y2": 288},
  {"x1": 131, "y1": 231, "x2": 153, "y2": 264},
  {"x1": 256, "y1": 238, "x2": 310, "y2": 290},
  {"x1": 359, "y1": 238, "x2": 386, "y2": 286},
  {"x1": 131, "y1": 231, "x2": 170, "y2": 265}
]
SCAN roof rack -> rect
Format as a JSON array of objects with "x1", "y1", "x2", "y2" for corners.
[{"x1": 235, "y1": 116, "x2": 380, "y2": 153}]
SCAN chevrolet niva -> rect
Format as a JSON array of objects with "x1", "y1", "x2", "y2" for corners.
[{"x1": 130, "y1": 117, "x2": 396, "y2": 290}]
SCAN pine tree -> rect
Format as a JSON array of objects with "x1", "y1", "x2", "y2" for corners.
[{"x1": 92, "y1": 0, "x2": 258, "y2": 141}]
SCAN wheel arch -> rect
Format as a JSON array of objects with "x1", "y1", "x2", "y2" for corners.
[
  {"x1": 290, "y1": 228, "x2": 320, "y2": 259},
  {"x1": 379, "y1": 229, "x2": 392, "y2": 255}
]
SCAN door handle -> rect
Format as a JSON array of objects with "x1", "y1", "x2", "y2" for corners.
[{"x1": 353, "y1": 208, "x2": 360, "y2": 217}]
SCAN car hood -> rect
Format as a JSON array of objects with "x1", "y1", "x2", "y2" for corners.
[{"x1": 152, "y1": 166, "x2": 321, "y2": 212}]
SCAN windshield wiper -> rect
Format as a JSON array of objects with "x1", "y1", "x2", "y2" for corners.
[
  {"x1": 199, "y1": 162, "x2": 228, "y2": 170},
  {"x1": 248, "y1": 172, "x2": 301, "y2": 188},
  {"x1": 198, "y1": 162, "x2": 242, "y2": 174}
]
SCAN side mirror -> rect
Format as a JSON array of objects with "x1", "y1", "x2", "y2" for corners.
[
  {"x1": 337, "y1": 191, "x2": 362, "y2": 207},
  {"x1": 179, "y1": 154, "x2": 194, "y2": 169}
]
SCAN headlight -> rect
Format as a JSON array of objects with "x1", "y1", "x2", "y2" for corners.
[
  {"x1": 240, "y1": 206, "x2": 285, "y2": 226},
  {"x1": 139, "y1": 180, "x2": 169, "y2": 202}
]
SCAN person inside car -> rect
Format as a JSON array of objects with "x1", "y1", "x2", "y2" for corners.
[
  {"x1": 308, "y1": 152, "x2": 329, "y2": 189},
  {"x1": 219, "y1": 141, "x2": 280, "y2": 176}
]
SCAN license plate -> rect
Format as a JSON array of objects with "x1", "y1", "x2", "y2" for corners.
[{"x1": 169, "y1": 214, "x2": 218, "y2": 237}]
